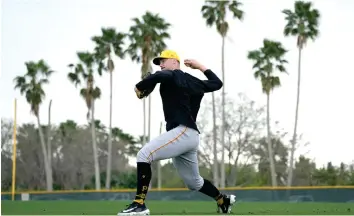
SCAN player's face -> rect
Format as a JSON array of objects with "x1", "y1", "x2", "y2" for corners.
[{"x1": 159, "y1": 58, "x2": 178, "y2": 70}]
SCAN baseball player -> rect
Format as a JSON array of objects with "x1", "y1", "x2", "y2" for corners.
[{"x1": 117, "y1": 50, "x2": 236, "y2": 215}]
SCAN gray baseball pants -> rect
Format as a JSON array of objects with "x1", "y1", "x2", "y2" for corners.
[{"x1": 137, "y1": 125, "x2": 204, "y2": 191}]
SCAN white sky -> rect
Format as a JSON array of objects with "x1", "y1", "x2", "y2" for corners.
[{"x1": 1, "y1": 0, "x2": 353, "y2": 168}]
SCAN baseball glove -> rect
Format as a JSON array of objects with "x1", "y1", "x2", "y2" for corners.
[{"x1": 135, "y1": 72, "x2": 156, "y2": 99}]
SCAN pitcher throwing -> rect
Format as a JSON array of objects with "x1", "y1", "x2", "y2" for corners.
[{"x1": 117, "y1": 50, "x2": 236, "y2": 215}]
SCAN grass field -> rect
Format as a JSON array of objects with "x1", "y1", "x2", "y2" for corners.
[{"x1": 1, "y1": 201, "x2": 354, "y2": 215}]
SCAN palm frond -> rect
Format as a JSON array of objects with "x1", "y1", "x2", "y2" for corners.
[
  {"x1": 80, "y1": 88, "x2": 88, "y2": 99},
  {"x1": 38, "y1": 78, "x2": 49, "y2": 85},
  {"x1": 282, "y1": 9, "x2": 293, "y2": 16},
  {"x1": 77, "y1": 52, "x2": 95, "y2": 69},
  {"x1": 13, "y1": 76, "x2": 27, "y2": 90},
  {"x1": 67, "y1": 72, "x2": 81, "y2": 87},
  {"x1": 247, "y1": 50, "x2": 262, "y2": 61},
  {"x1": 98, "y1": 61, "x2": 107, "y2": 74},
  {"x1": 276, "y1": 64, "x2": 287, "y2": 73},
  {"x1": 113, "y1": 32, "x2": 126, "y2": 58},
  {"x1": 91, "y1": 36, "x2": 103, "y2": 46},
  {"x1": 37, "y1": 59, "x2": 54, "y2": 76},
  {"x1": 229, "y1": 0, "x2": 244, "y2": 20},
  {"x1": 92, "y1": 87, "x2": 101, "y2": 99},
  {"x1": 24, "y1": 61, "x2": 37, "y2": 78},
  {"x1": 201, "y1": 5, "x2": 216, "y2": 27}
]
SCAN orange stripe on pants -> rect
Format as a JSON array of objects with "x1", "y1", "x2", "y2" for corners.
[{"x1": 147, "y1": 126, "x2": 188, "y2": 162}]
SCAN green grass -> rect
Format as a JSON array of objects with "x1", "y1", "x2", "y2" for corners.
[{"x1": 1, "y1": 201, "x2": 354, "y2": 215}]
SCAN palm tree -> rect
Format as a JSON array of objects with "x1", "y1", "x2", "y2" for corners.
[
  {"x1": 247, "y1": 39, "x2": 288, "y2": 187},
  {"x1": 92, "y1": 27, "x2": 126, "y2": 189},
  {"x1": 201, "y1": 0, "x2": 244, "y2": 188},
  {"x1": 68, "y1": 52, "x2": 103, "y2": 190},
  {"x1": 125, "y1": 11, "x2": 171, "y2": 147},
  {"x1": 13, "y1": 59, "x2": 54, "y2": 191},
  {"x1": 282, "y1": 0, "x2": 320, "y2": 187}
]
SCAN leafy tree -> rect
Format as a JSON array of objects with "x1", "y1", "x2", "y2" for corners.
[
  {"x1": 59, "y1": 120, "x2": 78, "y2": 138},
  {"x1": 67, "y1": 52, "x2": 103, "y2": 190},
  {"x1": 247, "y1": 39, "x2": 288, "y2": 187},
  {"x1": 201, "y1": 0, "x2": 244, "y2": 188},
  {"x1": 111, "y1": 127, "x2": 139, "y2": 157},
  {"x1": 254, "y1": 136, "x2": 288, "y2": 186},
  {"x1": 91, "y1": 28, "x2": 126, "y2": 189},
  {"x1": 282, "y1": 0, "x2": 320, "y2": 187},
  {"x1": 198, "y1": 93, "x2": 266, "y2": 186},
  {"x1": 293, "y1": 155, "x2": 316, "y2": 186},
  {"x1": 1, "y1": 119, "x2": 15, "y2": 190},
  {"x1": 13, "y1": 60, "x2": 54, "y2": 191}
]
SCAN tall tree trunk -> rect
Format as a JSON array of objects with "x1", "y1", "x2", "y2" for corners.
[
  {"x1": 147, "y1": 64, "x2": 152, "y2": 145},
  {"x1": 157, "y1": 121, "x2": 162, "y2": 189},
  {"x1": 142, "y1": 99, "x2": 146, "y2": 146},
  {"x1": 220, "y1": 35, "x2": 226, "y2": 188},
  {"x1": 47, "y1": 100, "x2": 53, "y2": 191},
  {"x1": 230, "y1": 150, "x2": 242, "y2": 186},
  {"x1": 212, "y1": 92, "x2": 218, "y2": 187},
  {"x1": 91, "y1": 100, "x2": 101, "y2": 190},
  {"x1": 148, "y1": 95, "x2": 151, "y2": 142},
  {"x1": 106, "y1": 69, "x2": 113, "y2": 189},
  {"x1": 287, "y1": 47, "x2": 302, "y2": 187},
  {"x1": 36, "y1": 115, "x2": 52, "y2": 191},
  {"x1": 148, "y1": 95, "x2": 152, "y2": 189},
  {"x1": 141, "y1": 60, "x2": 150, "y2": 148},
  {"x1": 266, "y1": 94, "x2": 277, "y2": 187}
]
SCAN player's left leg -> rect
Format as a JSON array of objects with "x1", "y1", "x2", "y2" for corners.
[
  {"x1": 173, "y1": 149, "x2": 236, "y2": 214},
  {"x1": 117, "y1": 125, "x2": 198, "y2": 216}
]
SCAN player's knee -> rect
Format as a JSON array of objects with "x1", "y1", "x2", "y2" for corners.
[
  {"x1": 136, "y1": 147, "x2": 150, "y2": 163},
  {"x1": 185, "y1": 176, "x2": 204, "y2": 191}
]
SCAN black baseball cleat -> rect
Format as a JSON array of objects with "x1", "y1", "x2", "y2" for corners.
[
  {"x1": 217, "y1": 194, "x2": 236, "y2": 214},
  {"x1": 117, "y1": 201, "x2": 150, "y2": 215}
]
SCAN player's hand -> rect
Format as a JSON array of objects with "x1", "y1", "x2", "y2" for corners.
[
  {"x1": 134, "y1": 87, "x2": 143, "y2": 99},
  {"x1": 184, "y1": 59, "x2": 207, "y2": 72}
]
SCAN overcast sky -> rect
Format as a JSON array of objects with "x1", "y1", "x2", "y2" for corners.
[{"x1": 1, "y1": 0, "x2": 353, "y2": 167}]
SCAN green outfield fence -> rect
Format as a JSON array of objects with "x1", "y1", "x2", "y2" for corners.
[{"x1": 2, "y1": 186, "x2": 354, "y2": 202}]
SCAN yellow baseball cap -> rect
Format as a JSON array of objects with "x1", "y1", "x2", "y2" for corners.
[{"x1": 153, "y1": 50, "x2": 181, "y2": 65}]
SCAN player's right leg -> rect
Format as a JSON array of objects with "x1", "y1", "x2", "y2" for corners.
[
  {"x1": 172, "y1": 149, "x2": 236, "y2": 214},
  {"x1": 117, "y1": 125, "x2": 198, "y2": 216}
]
